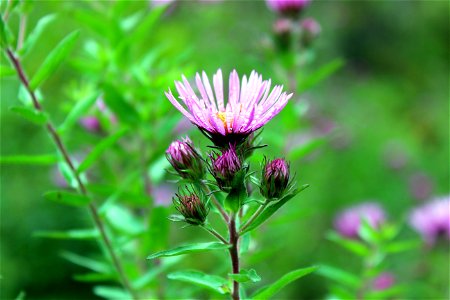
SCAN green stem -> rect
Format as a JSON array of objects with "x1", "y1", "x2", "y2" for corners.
[
  {"x1": 228, "y1": 213, "x2": 240, "y2": 300},
  {"x1": 239, "y1": 201, "x2": 268, "y2": 234},
  {"x1": 201, "y1": 224, "x2": 228, "y2": 244},
  {"x1": 200, "y1": 181, "x2": 229, "y2": 223},
  {"x1": 5, "y1": 48, "x2": 139, "y2": 300}
]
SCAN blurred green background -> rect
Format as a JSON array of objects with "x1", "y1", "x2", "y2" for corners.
[{"x1": 1, "y1": 0, "x2": 448, "y2": 299}]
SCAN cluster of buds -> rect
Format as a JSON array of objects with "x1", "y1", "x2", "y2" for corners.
[
  {"x1": 267, "y1": 0, "x2": 321, "y2": 51},
  {"x1": 166, "y1": 137, "x2": 205, "y2": 181},
  {"x1": 260, "y1": 158, "x2": 291, "y2": 200},
  {"x1": 173, "y1": 186, "x2": 209, "y2": 225}
]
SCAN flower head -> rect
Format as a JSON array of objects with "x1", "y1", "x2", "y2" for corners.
[
  {"x1": 409, "y1": 196, "x2": 450, "y2": 246},
  {"x1": 166, "y1": 137, "x2": 205, "y2": 180},
  {"x1": 173, "y1": 186, "x2": 209, "y2": 225},
  {"x1": 79, "y1": 116, "x2": 101, "y2": 133},
  {"x1": 260, "y1": 158, "x2": 291, "y2": 199},
  {"x1": 266, "y1": 0, "x2": 311, "y2": 17},
  {"x1": 210, "y1": 146, "x2": 242, "y2": 190},
  {"x1": 334, "y1": 202, "x2": 386, "y2": 239},
  {"x1": 165, "y1": 69, "x2": 293, "y2": 147},
  {"x1": 300, "y1": 17, "x2": 321, "y2": 46},
  {"x1": 372, "y1": 272, "x2": 395, "y2": 291}
]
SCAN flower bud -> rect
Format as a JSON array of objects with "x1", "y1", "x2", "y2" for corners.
[
  {"x1": 166, "y1": 137, "x2": 205, "y2": 180},
  {"x1": 173, "y1": 186, "x2": 209, "y2": 225},
  {"x1": 260, "y1": 158, "x2": 290, "y2": 199},
  {"x1": 266, "y1": 0, "x2": 311, "y2": 19},
  {"x1": 79, "y1": 116, "x2": 101, "y2": 133},
  {"x1": 300, "y1": 17, "x2": 321, "y2": 47},
  {"x1": 273, "y1": 18, "x2": 293, "y2": 51},
  {"x1": 210, "y1": 146, "x2": 242, "y2": 190}
]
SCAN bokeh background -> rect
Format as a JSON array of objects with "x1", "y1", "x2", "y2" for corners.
[{"x1": 1, "y1": 0, "x2": 448, "y2": 299}]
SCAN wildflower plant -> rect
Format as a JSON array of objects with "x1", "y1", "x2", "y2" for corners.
[
  {"x1": 318, "y1": 202, "x2": 420, "y2": 299},
  {"x1": 147, "y1": 69, "x2": 314, "y2": 299}
]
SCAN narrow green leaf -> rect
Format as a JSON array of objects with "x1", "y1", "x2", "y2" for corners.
[
  {"x1": 44, "y1": 190, "x2": 90, "y2": 207},
  {"x1": 0, "y1": 154, "x2": 58, "y2": 165},
  {"x1": 10, "y1": 106, "x2": 48, "y2": 125},
  {"x1": 29, "y1": 30, "x2": 79, "y2": 90},
  {"x1": 168, "y1": 270, "x2": 230, "y2": 295},
  {"x1": 93, "y1": 286, "x2": 131, "y2": 299},
  {"x1": 73, "y1": 272, "x2": 114, "y2": 283},
  {"x1": 133, "y1": 256, "x2": 183, "y2": 289},
  {"x1": 147, "y1": 242, "x2": 230, "y2": 260},
  {"x1": 326, "y1": 232, "x2": 370, "y2": 257},
  {"x1": 14, "y1": 291, "x2": 26, "y2": 300},
  {"x1": 252, "y1": 266, "x2": 318, "y2": 299},
  {"x1": 77, "y1": 127, "x2": 128, "y2": 173},
  {"x1": 228, "y1": 269, "x2": 261, "y2": 283},
  {"x1": 34, "y1": 229, "x2": 99, "y2": 240},
  {"x1": 1, "y1": 64, "x2": 16, "y2": 77},
  {"x1": 61, "y1": 251, "x2": 111, "y2": 273},
  {"x1": 316, "y1": 265, "x2": 360, "y2": 289},
  {"x1": 358, "y1": 219, "x2": 383, "y2": 245},
  {"x1": 298, "y1": 58, "x2": 344, "y2": 92},
  {"x1": 288, "y1": 138, "x2": 325, "y2": 161},
  {"x1": 58, "y1": 92, "x2": 100, "y2": 134},
  {"x1": 104, "y1": 204, "x2": 145, "y2": 235},
  {"x1": 241, "y1": 184, "x2": 309, "y2": 234},
  {"x1": 102, "y1": 84, "x2": 140, "y2": 125},
  {"x1": 0, "y1": 15, "x2": 8, "y2": 48},
  {"x1": 19, "y1": 14, "x2": 56, "y2": 56},
  {"x1": 384, "y1": 239, "x2": 420, "y2": 253}
]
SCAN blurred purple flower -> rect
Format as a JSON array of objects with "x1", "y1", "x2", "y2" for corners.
[
  {"x1": 79, "y1": 116, "x2": 101, "y2": 133},
  {"x1": 408, "y1": 172, "x2": 433, "y2": 201},
  {"x1": 334, "y1": 202, "x2": 386, "y2": 239},
  {"x1": 150, "y1": 0, "x2": 175, "y2": 6},
  {"x1": 409, "y1": 196, "x2": 450, "y2": 245},
  {"x1": 165, "y1": 69, "x2": 293, "y2": 146},
  {"x1": 300, "y1": 17, "x2": 321, "y2": 46},
  {"x1": 173, "y1": 118, "x2": 194, "y2": 135},
  {"x1": 372, "y1": 272, "x2": 395, "y2": 291},
  {"x1": 51, "y1": 165, "x2": 68, "y2": 188},
  {"x1": 382, "y1": 141, "x2": 409, "y2": 171},
  {"x1": 149, "y1": 184, "x2": 175, "y2": 207},
  {"x1": 266, "y1": 0, "x2": 311, "y2": 17}
]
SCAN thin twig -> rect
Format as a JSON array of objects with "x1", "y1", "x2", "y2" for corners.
[
  {"x1": 201, "y1": 181, "x2": 229, "y2": 223},
  {"x1": 239, "y1": 201, "x2": 268, "y2": 235},
  {"x1": 5, "y1": 48, "x2": 139, "y2": 300},
  {"x1": 201, "y1": 224, "x2": 228, "y2": 244}
]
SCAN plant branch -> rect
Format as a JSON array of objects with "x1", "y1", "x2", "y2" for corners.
[
  {"x1": 228, "y1": 213, "x2": 240, "y2": 300},
  {"x1": 201, "y1": 224, "x2": 228, "y2": 244},
  {"x1": 239, "y1": 201, "x2": 268, "y2": 234},
  {"x1": 201, "y1": 181, "x2": 229, "y2": 223},
  {"x1": 5, "y1": 48, "x2": 139, "y2": 300}
]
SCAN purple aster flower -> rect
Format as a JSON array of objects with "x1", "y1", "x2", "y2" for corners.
[
  {"x1": 165, "y1": 69, "x2": 293, "y2": 147},
  {"x1": 148, "y1": 184, "x2": 175, "y2": 207},
  {"x1": 409, "y1": 196, "x2": 450, "y2": 245},
  {"x1": 79, "y1": 116, "x2": 101, "y2": 133},
  {"x1": 334, "y1": 202, "x2": 386, "y2": 239},
  {"x1": 266, "y1": 0, "x2": 311, "y2": 17},
  {"x1": 210, "y1": 146, "x2": 242, "y2": 190},
  {"x1": 166, "y1": 137, "x2": 205, "y2": 180},
  {"x1": 372, "y1": 272, "x2": 395, "y2": 291},
  {"x1": 260, "y1": 158, "x2": 291, "y2": 199}
]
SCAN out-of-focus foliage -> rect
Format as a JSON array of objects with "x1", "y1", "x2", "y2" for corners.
[{"x1": 1, "y1": 0, "x2": 448, "y2": 299}]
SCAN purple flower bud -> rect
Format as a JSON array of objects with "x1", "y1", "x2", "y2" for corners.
[
  {"x1": 300, "y1": 17, "x2": 321, "y2": 47},
  {"x1": 173, "y1": 187, "x2": 209, "y2": 225},
  {"x1": 260, "y1": 158, "x2": 290, "y2": 199},
  {"x1": 79, "y1": 116, "x2": 101, "y2": 133},
  {"x1": 372, "y1": 272, "x2": 395, "y2": 291},
  {"x1": 266, "y1": 0, "x2": 311, "y2": 18},
  {"x1": 409, "y1": 196, "x2": 450, "y2": 246},
  {"x1": 334, "y1": 202, "x2": 386, "y2": 239},
  {"x1": 166, "y1": 137, "x2": 204, "y2": 180},
  {"x1": 210, "y1": 146, "x2": 242, "y2": 190},
  {"x1": 273, "y1": 18, "x2": 293, "y2": 51}
]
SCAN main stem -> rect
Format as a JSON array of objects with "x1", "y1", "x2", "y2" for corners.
[
  {"x1": 228, "y1": 213, "x2": 240, "y2": 300},
  {"x1": 5, "y1": 48, "x2": 138, "y2": 300}
]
